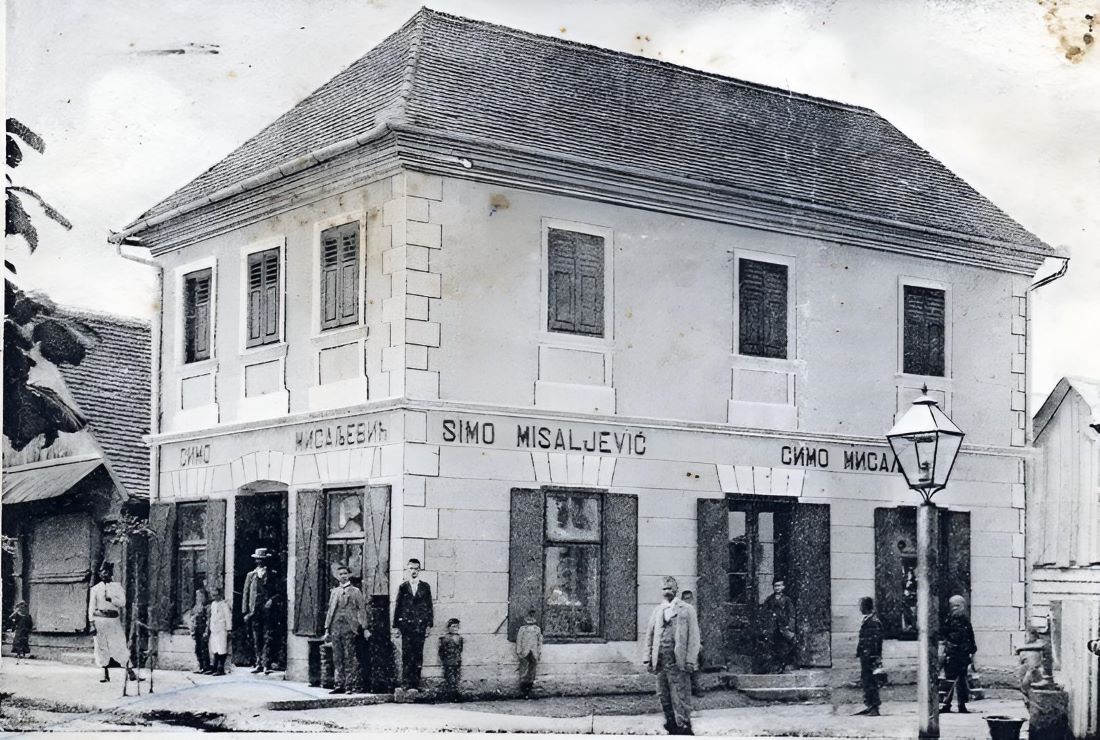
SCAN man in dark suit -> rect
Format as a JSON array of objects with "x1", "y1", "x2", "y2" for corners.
[
  {"x1": 855, "y1": 596, "x2": 884, "y2": 716},
  {"x1": 242, "y1": 547, "x2": 282, "y2": 673},
  {"x1": 392, "y1": 558, "x2": 433, "y2": 698}
]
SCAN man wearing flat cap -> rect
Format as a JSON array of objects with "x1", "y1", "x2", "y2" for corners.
[
  {"x1": 644, "y1": 576, "x2": 701, "y2": 735},
  {"x1": 242, "y1": 547, "x2": 282, "y2": 673}
]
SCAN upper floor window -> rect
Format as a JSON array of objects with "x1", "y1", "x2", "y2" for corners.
[
  {"x1": 902, "y1": 285, "x2": 945, "y2": 377},
  {"x1": 547, "y1": 228, "x2": 605, "y2": 337},
  {"x1": 320, "y1": 222, "x2": 360, "y2": 331},
  {"x1": 738, "y1": 258, "x2": 788, "y2": 359},
  {"x1": 246, "y1": 248, "x2": 280, "y2": 348},
  {"x1": 183, "y1": 268, "x2": 213, "y2": 363}
]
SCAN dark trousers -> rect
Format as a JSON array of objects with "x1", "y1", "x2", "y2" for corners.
[
  {"x1": 518, "y1": 653, "x2": 538, "y2": 694},
  {"x1": 400, "y1": 630, "x2": 426, "y2": 689},
  {"x1": 942, "y1": 656, "x2": 970, "y2": 707},
  {"x1": 250, "y1": 616, "x2": 278, "y2": 668},
  {"x1": 859, "y1": 657, "x2": 881, "y2": 708},
  {"x1": 443, "y1": 664, "x2": 461, "y2": 699},
  {"x1": 331, "y1": 630, "x2": 361, "y2": 690},
  {"x1": 193, "y1": 634, "x2": 210, "y2": 672},
  {"x1": 656, "y1": 661, "x2": 693, "y2": 733},
  {"x1": 212, "y1": 653, "x2": 227, "y2": 674}
]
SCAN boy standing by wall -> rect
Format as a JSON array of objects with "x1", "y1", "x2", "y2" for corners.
[
  {"x1": 516, "y1": 609, "x2": 543, "y2": 698},
  {"x1": 438, "y1": 617, "x2": 464, "y2": 701}
]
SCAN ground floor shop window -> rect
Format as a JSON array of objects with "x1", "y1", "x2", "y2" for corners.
[
  {"x1": 326, "y1": 488, "x2": 365, "y2": 588},
  {"x1": 176, "y1": 503, "x2": 207, "y2": 625},
  {"x1": 508, "y1": 488, "x2": 637, "y2": 643}
]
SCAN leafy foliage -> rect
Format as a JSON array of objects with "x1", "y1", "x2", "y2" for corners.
[{"x1": 5, "y1": 118, "x2": 71, "y2": 253}]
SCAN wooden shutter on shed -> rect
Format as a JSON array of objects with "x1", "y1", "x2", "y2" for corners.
[
  {"x1": 363, "y1": 486, "x2": 391, "y2": 597},
  {"x1": 789, "y1": 503, "x2": 832, "y2": 667},
  {"x1": 204, "y1": 499, "x2": 227, "y2": 597},
  {"x1": 148, "y1": 502, "x2": 177, "y2": 631},
  {"x1": 320, "y1": 223, "x2": 360, "y2": 331},
  {"x1": 903, "y1": 285, "x2": 945, "y2": 376},
  {"x1": 547, "y1": 229, "x2": 605, "y2": 337},
  {"x1": 697, "y1": 498, "x2": 730, "y2": 670},
  {"x1": 246, "y1": 248, "x2": 279, "y2": 347},
  {"x1": 738, "y1": 259, "x2": 787, "y2": 359},
  {"x1": 508, "y1": 488, "x2": 545, "y2": 641},
  {"x1": 602, "y1": 493, "x2": 638, "y2": 641},
  {"x1": 293, "y1": 489, "x2": 326, "y2": 636}
]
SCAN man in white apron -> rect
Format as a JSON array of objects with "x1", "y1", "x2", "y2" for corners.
[{"x1": 88, "y1": 563, "x2": 139, "y2": 683}]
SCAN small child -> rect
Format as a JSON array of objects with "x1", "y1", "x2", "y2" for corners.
[
  {"x1": 438, "y1": 617, "x2": 464, "y2": 701},
  {"x1": 515, "y1": 609, "x2": 543, "y2": 698},
  {"x1": 207, "y1": 587, "x2": 232, "y2": 675},
  {"x1": 189, "y1": 589, "x2": 211, "y2": 674},
  {"x1": 8, "y1": 601, "x2": 33, "y2": 658}
]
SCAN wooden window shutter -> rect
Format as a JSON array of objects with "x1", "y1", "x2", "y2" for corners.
[
  {"x1": 601, "y1": 493, "x2": 637, "y2": 641},
  {"x1": 246, "y1": 249, "x2": 280, "y2": 347},
  {"x1": 148, "y1": 502, "x2": 177, "y2": 631},
  {"x1": 903, "y1": 286, "x2": 946, "y2": 376},
  {"x1": 293, "y1": 489, "x2": 326, "y2": 636},
  {"x1": 184, "y1": 269, "x2": 212, "y2": 363},
  {"x1": 362, "y1": 486, "x2": 391, "y2": 597},
  {"x1": 508, "y1": 488, "x2": 545, "y2": 641},
  {"x1": 263, "y1": 249, "x2": 279, "y2": 342},
  {"x1": 788, "y1": 503, "x2": 832, "y2": 667},
  {"x1": 873, "y1": 507, "x2": 906, "y2": 638},
  {"x1": 696, "y1": 498, "x2": 730, "y2": 670},
  {"x1": 204, "y1": 499, "x2": 227, "y2": 597},
  {"x1": 738, "y1": 259, "x2": 787, "y2": 359},
  {"x1": 319, "y1": 224, "x2": 359, "y2": 330},
  {"x1": 547, "y1": 229, "x2": 605, "y2": 337},
  {"x1": 938, "y1": 510, "x2": 971, "y2": 620}
]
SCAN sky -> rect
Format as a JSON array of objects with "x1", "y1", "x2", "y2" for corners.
[{"x1": 4, "y1": 0, "x2": 1098, "y2": 403}]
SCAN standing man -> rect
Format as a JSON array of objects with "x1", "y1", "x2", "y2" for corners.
[
  {"x1": 324, "y1": 564, "x2": 369, "y2": 694},
  {"x1": 680, "y1": 590, "x2": 704, "y2": 697},
  {"x1": 939, "y1": 594, "x2": 977, "y2": 714},
  {"x1": 759, "y1": 578, "x2": 797, "y2": 673},
  {"x1": 644, "y1": 576, "x2": 701, "y2": 736},
  {"x1": 88, "y1": 563, "x2": 139, "y2": 683},
  {"x1": 392, "y1": 558, "x2": 433, "y2": 700},
  {"x1": 854, "y1": 596, "x2": 884, "y2": 716},
  {"x1": 242, "y1": 547, "x2": 282, "y2": 674}
]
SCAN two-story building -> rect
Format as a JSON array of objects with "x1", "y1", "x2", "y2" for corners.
[{"x1": 113, "y1": 9, "x2": 1054, "y2": 693}]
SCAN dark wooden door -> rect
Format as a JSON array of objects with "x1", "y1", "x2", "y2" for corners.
[
  {"x1": 788, "y1": 503, "x2": 832, "y2": 666},
  {"x1": 233, "y1": 492, "x2": 288, "y2": 667}
]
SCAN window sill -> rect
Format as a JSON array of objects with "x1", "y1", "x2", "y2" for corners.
[
  {"x1": 539, "y1": 331, "x2": 613, "y2": 351},
  {"x1": 730, "y1": 354, "x2": 804, "y2": 370},
  {"x1": 311, "y1": 325, "x2": 368, "y2": 349},
  {"x1": 895, "y1": 372, "x2": 953, "y2": 386},
  {"x1": 241, "y1": 342, "x2": 289, "y2": 363},
  {"x1": 177, "y1": 358, "x2": 220, "y2": 378}
]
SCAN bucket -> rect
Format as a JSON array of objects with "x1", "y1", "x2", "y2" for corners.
[{"x1": 984, "y1": 715, "x2": 1025, "y2": 740}]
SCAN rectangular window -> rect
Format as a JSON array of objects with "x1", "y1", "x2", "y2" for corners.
[
  {"x1": 246, "y1": 248, "x2": 280, "y2": 347},
  {"x1": 903, "y1": 285, "x2": 946, "y2": 376},
  {"x1": 543, "y1": 491, "x2": 602, "y2": 638},
  {"x1": 320, "y1": 222, "x2": 360, "y2": 331},
  {"x1": 183, "y1": 268, "x2": 213, "y2": 363},
  {"x1": 738, "y1": 258, "x2": 788, "y2": 359},
  {"x1": 325, "y1": 488, "x2": 364, "y2": 590},
  {"x1": 176, "y1": 503, "x2": 207, "y2": 624},
  {"x1": 547, "y1": 228, "x2": 605, "y2": 337}
]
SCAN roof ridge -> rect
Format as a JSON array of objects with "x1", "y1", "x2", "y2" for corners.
[
  {"x1": 395, "y1": 8, "x2": 429, "y2": 121},
  {"x1": 417, "y1": 7, "x2": 877, "y2": 117},
  {"x1": 58, "y1": 304, "x2": 151, "y2": 328}
]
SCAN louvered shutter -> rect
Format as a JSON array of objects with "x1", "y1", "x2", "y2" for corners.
[
  {"x1": 547, "y1": 229, "x2": 605, "y2": 337},
  {"x1": 184, "y1": 269, "x2": 212, "y2": 363},
  {"x1": 547, "y1": 229, "x2": 577, "y2": 333},
  {"x1": 697, "y1": 498, "x2": 730, "y2": 669},
  {"x1": 508, "y1": 488, "x2": 545, "y2": 641},
  {"x1": 320, "y1": 231, "x2": 340, "y2": 330},
  {"x1": 247, "y1": 249, "x2": 280, "y2": 347},
  {"x1": 903, "y1": 286, "x2": 945, "y2": 376},
  {"x1": 320, "y1": 224, "x2": 360, "y2": 330},
  {"x1": 575, "y1": 233, "x2": 605, "y2": 336},
  {"x1": 738, "y1": 259, "x2": 787, "y2": 359},
  {"x1": 339, "y1": 225, "x2": 359, "y2": 325},
  {"x1": 247, "y1": 252, "x2": 264, "y2": 346},
  {"x1": 205, "y1": 499, "x2": 227, "y2": 597},
  {"x1": 363, "y1": 486, "x2": 391, "y2": 597},
  {"x1": 148, "y1": 502, "x2": 177, "y2": 631},
  {"x1": 293, "y1": 489, "x2": 326, "y2": 636},
  {"x1": 602, "y1": 493, "x2": 637, "y2": 641}
]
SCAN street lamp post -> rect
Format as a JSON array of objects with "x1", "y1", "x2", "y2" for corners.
[{"x1": 886, "y1": 391, "x2": 965, "y2": 740}]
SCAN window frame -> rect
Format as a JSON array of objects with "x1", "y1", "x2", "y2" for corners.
[
  {"x1": 239, "y1": 239, "x2": 286, "y2": 352},
  {"x1": 732, "y1": 249, "x2": 796, "y2": 361},
  {"x1": 175, "y1": 501, "x2": 208, "y2": 628},
  {"x1": 540, "y1": 219, "x2": 614, "y2": 346},
  {"x1": 176, "y1": 257, "x2": 218, "y2": 367},
  {"x1": 897, "y1": 276, "x2": 952, "y2": 380},
  {"x1": 312, "y1": 213, "x2": 367, "y2": 337},
  {"x1": 540, "y1": 487, "x2": 606, "y2": 643}
]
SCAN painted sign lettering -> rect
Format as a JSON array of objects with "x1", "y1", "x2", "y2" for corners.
[
  {"x1": 294, "y1": 420, "x2": 387, "y2": 452},
  {"x1": 180, "y1": 444, "x2": 211, "y2": 467},
  {"x1": 440, "y1": 417, "x2": 646, "y2": 456},
  {"x1": 779, "y1": 444, "x2": 901, "y2": 473}
]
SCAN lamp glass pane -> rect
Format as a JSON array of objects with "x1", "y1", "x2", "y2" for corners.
[
  {"x1": 888, "y1": 435, "x2": 921, "y2": 489},
  {"x1": 933, "y1": 432, "x2": 964, "y2": 488}
]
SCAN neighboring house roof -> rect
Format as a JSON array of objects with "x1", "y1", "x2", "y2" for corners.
[
  {"x1": 1033, "y1": 376, "x2": 1100, "y2": 439},
  {"x1": 1, "y1": 455, "x2": 106, "y2": 505},
  {"x1": 56, "y1": 308, "x2": 152, "y2": 498},
  {"x1": 129, "y1": 8, "x2": 1050, "y2": 258}
]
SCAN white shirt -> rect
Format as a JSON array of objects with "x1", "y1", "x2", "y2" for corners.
[{"x1": 88, "y1": 581, "x2": 126, "y2": 620}]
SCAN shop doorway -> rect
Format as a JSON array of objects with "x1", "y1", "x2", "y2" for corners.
[
  {"x1": 233, "y1": 490, "x2": 288, "y2": 669},
  {"x1": 697, "y1": 497, "x2": 832, "y2": 674}
]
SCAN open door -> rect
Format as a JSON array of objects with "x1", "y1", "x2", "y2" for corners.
[{"x1": 233, "y1": 491, "x2": 288, "y2": 668}]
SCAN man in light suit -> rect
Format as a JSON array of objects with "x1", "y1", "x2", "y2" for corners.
[
  {"x1": 242, "y1": 548, "x2": 282, "y2": 674},
  {"x1": 392, "y1": 558, "x2": 433, "y2": 698},
  {"x1": 644, "y1": 576, "x2": 701, "y2": 735},
  {"x1": 323, "y1": 564, "x2": 369, "y2": 694}
]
